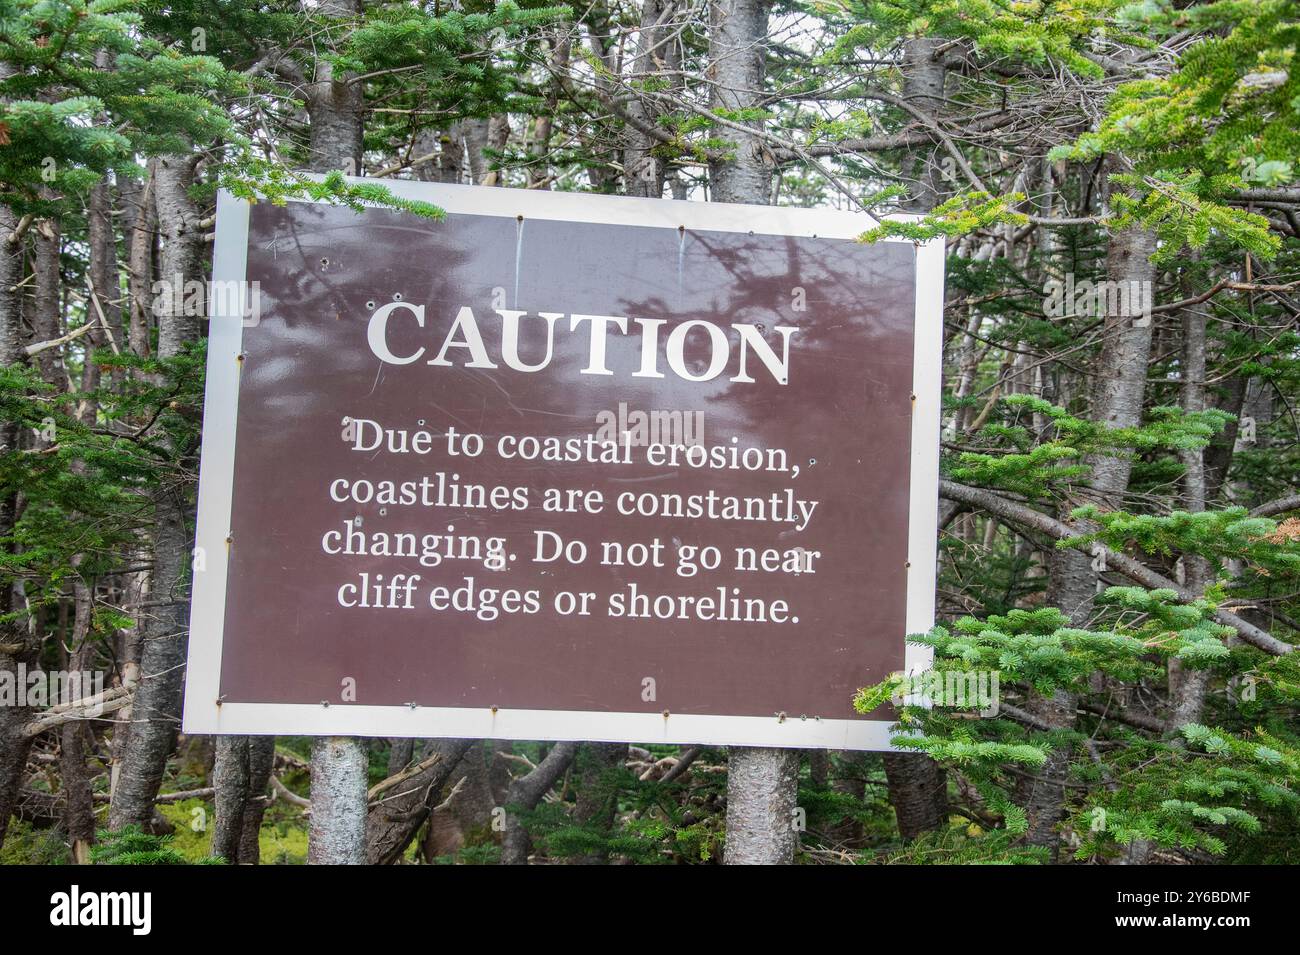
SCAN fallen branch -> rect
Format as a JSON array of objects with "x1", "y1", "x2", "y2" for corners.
[
  {"x1": 1077, "y1": 700, "x2": 1167, "y2": 733},
  {"x1": 271, "y1": 775, "x2": 311, "y2": 809},
  {"x1": 939, "y1": 481, "x2": 1293, "y2": 655},
  {"x1": 657, "y1": 746, "x2": 702, "y2": 784},
  {"x1": 1251, "y1": 494, "x2": 1300, "y2": 519},
  {"x1": 1150, "y1": 278, "x2": 1300, "y2": 315},
  {"x1": 22, "y1": 684, "x2": 135, "y2": 738},
  {"x1": 431, "y1": 775, "x2": 467, "y2": 813},
  {"x1": 6, "y1": 213, "x2": 34, "y2": 245},
  {"x1": 368, "y1": 751, "x2": 443, "y2": 803},
  {"x1": 92, "y1": 787, "x2": 213, "y2": 804},
  {"x1": 366, "y1": 739, "x2": 475, "y2": 864},
  {"x1": 24, "y1": 321, "x2": 94, "y2": 358}
]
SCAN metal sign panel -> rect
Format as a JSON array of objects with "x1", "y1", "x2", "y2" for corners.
[{"x1": 182, "y1": 181, "x2": 943, "y2": 749}]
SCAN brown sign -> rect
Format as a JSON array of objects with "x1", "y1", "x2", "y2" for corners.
[{"x1": 183, "y1": 182, "x2": 943, "y2": 750}]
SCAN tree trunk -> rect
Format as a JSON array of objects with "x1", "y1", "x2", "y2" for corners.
[
  {"x1": 500, "y1": 741, "x2": 579, "y2": 865},
  {"x1": 1017, "y1": 219, "x2": 1158, "y2": 856},
  {"x1": 60, "y1": 604, "x2": 97, "y2": 862},
  {"x1": 305, "y1": 0, "x2": 364, "y2": 174},
  {"x1": 622, "y1": 0, "x2": 679, "y2": 198},
  {"x1": 365, "y1": 737, "x2": 474, "y2": 864},
  {"x1": 705, "y1": 0, "x2": 801, "y2": 865},
  {"x1": 84, "y1": 180, "x2": 118, "y2": 392},
  {"x1": 723, "y1": 746, "x2": 800, "y2": 864},
  {"x1": 31, "y1": 217, "x2": 63, "y2": 385},
  {"x1": 881, "y1": 35, "x2": 951, "y2": 842},
  {"x1": 1088, "y1": 223, "x2": 1158, "y2": 497},
  {"x1": 0, "y1": 204, "x2": 35, "y2": 852},
  {"x1": 386, "y1": 737, "x2": 415, "y2": 776},
  {"x1": 308, "y1": 736, "x2": 368, "y2": 864},
  {"x1": 108, "y1": 154, "x2": 203, "y2": 831},
  {"x1": 298, "y1": 0, "x2": 371, "y2": 865},
  {"x1": 210, "y1": 736, "x2": 250, "y2": 861},
  {"x1": 236, "y1": 736, "x2": 275, "y2": 863},
  {"x1": 1168, "y1": 293, "x2": 1213, "y2": 729},
  {"x1": 126, "y1": 168, "x2": 155, "y2": 358},
  {"x1": 707, "y1": 0, "x2": 772, "y2": 205},
  {"x1": 571, "y1": 742, "x2": 627, "y2": 864}
]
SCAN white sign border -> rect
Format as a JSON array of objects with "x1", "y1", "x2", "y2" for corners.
[{"x1": 182, "y1": 180, "x2": 944, "y2": 751}]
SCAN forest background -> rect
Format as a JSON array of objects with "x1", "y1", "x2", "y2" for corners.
[{"x1": 1, "y1": 0, "x2": 1298, "y2": 865}]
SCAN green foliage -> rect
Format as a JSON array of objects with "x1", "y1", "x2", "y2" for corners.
[
  {"x1": 509, "y1": 746, "x2": 735, "y2": 864},
  {"x1": 861, "y1": 191, "x2": 1028, "y2": 243},
  {"x1": 0, "y1": 819, "x2": 71, "y2": 865},
  {"x1": 875, "y1": 825, "x2": 1049, "y2": 864},
  {"x1": 91, "y1": 825, "x2": 224, "y2": 865},
  {"x1": 946, "y1": 394, "x2": 1231, "y2": 498},
  {"x1": 0, "y1": 347, "x2": 204, "y2": 625},
  {"x1": 1075, "y1": 725, "x2": 1300, "y2": 859},
  {"x1": 824, "y1": 0, "x2": 1144, "y2": 78},
  {"x1": 0, "y1": 0, "x2": 242, "y2": 213},
  {"x1": 1066, "y1": 505, "x2": 1300, "y2": 579},
  {"x1": 854, "y1": 581, "x2": 1300, "y2": 861},
  {"x1": 1057, "y1": 0, "x2": 1298, "y2": 258},
  {"x1": 1108, "y1": 171, "x2": 1280, "y2": 263},
  {"x1": 220, "y1": 167, "x2": 445, "y2": 221}
]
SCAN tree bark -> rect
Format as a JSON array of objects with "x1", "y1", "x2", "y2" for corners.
[
  {"x1": 707, "y1": 0, "x2": 772, "y2": 205},
  {"x1": 623, "y1": 0, "x2": 679, "y2": 198},
  {"x1": 0, "y1": 204, "x2": 35, "y2": 852},
  {"x1": 1087, "y1": 223, "x2": 1158, "y2": 498},
  {"x1": 305, "y1": 0, "x2": 365, "y2": 174},
  {"x1": 1016, "y1": 220, "x2": 1158, "y2": 856},
  {"x1": 299, "y1": 0, "x2": 371, "y2": 865},
  {"x1": 386, "y1": 737, "x2": 415, "y2": 776},
  {"x1": 108, "y1": 154, "x2": 203, "y2": 831},
  {"x1": 31, "y1": 217, "x2": 63, "y2": 385},
  {"x1": 723, "y1": 746, "x2": 800, "y2": 864},
  {"x1": 60, "y1": 609, "x2": 97, "y2": 862},
  {"x1": 126, "y1": 168, "x2": 155, "y2": 358},
  {"x1": 1167, "y1": 291, "x2": 1214, "y2": 729},
  {"x1": 881, "y1": 36, "x2": 951, "y2": 843},
  {"x1": 236, "y1": 736, "x2": 275, "y2": 863},
  {"x1": 365, "y1": 737, "x2": 474, "y2": 864},
  {"x1": 84, "y1": 180, "x2": 118, "y2": 393},
  {"x1": 704, "y1": 0, "x2": 802, "y2": 864},
  {"x1": 500, "y1": 741, "x2": 579, "y2": 865},
  {"x1": 308, "y1": 736, "x2": 369, "y2": 864},
  {"x1": 210, "y1": 735, "x2": 251, "y2": 861}
]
